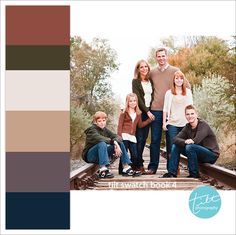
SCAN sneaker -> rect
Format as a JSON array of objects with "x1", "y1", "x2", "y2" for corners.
[
  {"x1": 133, "y1": 170, "x2": 142, "y2": 177},
  {"x1": 99, "y1": 169, "x2": 114, "y2": 178},
  {"x1": 162, "y1": 172, "x2": 177, "y2": 178},
  {"x1": 122, "y1": 167, "x2": 135, "y2": 177}
]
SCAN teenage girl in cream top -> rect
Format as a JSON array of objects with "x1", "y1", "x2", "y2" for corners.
[{"x1": 163, "y1": 70, "x2": 193, "y2": 170}]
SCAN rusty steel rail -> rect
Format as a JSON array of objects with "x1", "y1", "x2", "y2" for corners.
[
  {"x1": 70, "y1": 156, "x2": 118, "y2": 190},
  {"x1": 71, "y1": 147, "x2": 236, "y2": 190},
  {"x1": 178, "y1": 154, "x2": 236, "y2": 189},
  {"x1": 158, "y1": 148, "x2": 236, "y2": 189},
  {"x1": 70, "y1": 163, "x2": 99, "y2": 190}
]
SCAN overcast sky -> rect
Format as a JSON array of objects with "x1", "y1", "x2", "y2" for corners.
[{"x1": 71, "y1": 1, "x2": 235, "y2": 105}]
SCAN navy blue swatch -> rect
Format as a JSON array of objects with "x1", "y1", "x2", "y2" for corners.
[{"x1": 6, "y1": 192, "x2": 70, "y2": 229}]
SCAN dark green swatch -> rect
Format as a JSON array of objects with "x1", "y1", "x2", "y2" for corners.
[{"x1": 6, "y1": 45, "x2": 70, "y2": 70}]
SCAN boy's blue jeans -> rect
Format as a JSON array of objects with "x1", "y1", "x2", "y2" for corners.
[
  {"x1": 169, "y1": 144, "x2": 218, "y2": 176},
  {"x1": 86, "y1": 141, "x2": 132, "y2": 167}
]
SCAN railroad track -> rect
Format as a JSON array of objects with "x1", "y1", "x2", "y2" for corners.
[{"x1": 70, "y1": 147, "x2": 236, "y2": 190}]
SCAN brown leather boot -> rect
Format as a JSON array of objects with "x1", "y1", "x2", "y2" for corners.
[{"x1": 139, "y1": 166, "x2": 145, "y2": 174}]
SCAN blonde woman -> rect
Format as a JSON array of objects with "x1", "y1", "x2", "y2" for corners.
[{"x1": 132, "y1": 60, "x2": 155, "y2": 173}]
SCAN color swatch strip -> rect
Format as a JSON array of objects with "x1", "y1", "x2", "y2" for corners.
[
  {"x1": 6, "y1": 6, "x2": 70, "y2": 229},
  {"x1": 6, "y1": 6, "x2": 70, "y2": 45},
  {"x1": 6, "y1": 45, "x2": 70, "y2": 70},
  {"x1": 6, "y1": 71, "x2": 70, "y2": 111}
]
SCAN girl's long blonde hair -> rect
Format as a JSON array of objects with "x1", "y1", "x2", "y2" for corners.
[{"x1": 124, "y1": 93, "x2": 141, "y2": 115}]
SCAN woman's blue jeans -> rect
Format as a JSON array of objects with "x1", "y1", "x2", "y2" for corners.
[
  {"x1": 166, "y1": 125, "x2": 184, "y2": 171},
  {"x1": 136, "y1": 112, "x2": 150, "y2": 167}
]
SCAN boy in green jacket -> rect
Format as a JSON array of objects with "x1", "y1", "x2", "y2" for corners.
[{"x1": 82, "y1": 111, "x2": 135, "y2": 178}]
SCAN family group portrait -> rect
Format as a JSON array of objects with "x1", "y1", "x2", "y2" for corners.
[
  {"x1": 69, "y1": 0, "x2": 235, "y2": 192},
  {"x1": 70, "y1": 35, "x2": 235, "y2": 190}
]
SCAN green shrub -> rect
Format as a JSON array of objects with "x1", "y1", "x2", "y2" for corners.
[
  {"x1": 70, "y1": 105, "x2": 92, "y2": 159},
  {"x1": 193, "y1": 75, "x2": 235, "y2": 168}
]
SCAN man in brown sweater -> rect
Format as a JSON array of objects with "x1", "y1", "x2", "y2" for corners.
[
  {"x1": 163, "y1": 105, "x2": 219, "y2": 178},
  {"x1": 147, "y1": 48, "x2": 190, "y2": 174}
]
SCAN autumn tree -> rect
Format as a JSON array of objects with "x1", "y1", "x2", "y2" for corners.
[
  {"x1": 147, "y1": 36, "x2": 236, "y2": 168},
  {"x1": 70, "y1": 36, "x2": 119, "y2": 159},
  {"x1": 71, "y1": 36, "x2": 119, "y2": 113}
]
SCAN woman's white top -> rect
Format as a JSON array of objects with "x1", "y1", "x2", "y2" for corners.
[
  {"x1": 163, "y1": 88, "x2": 193, "y2": 127},
  {"x1": 141, "y1": 81, "x2": 152, "y2": 108}
]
